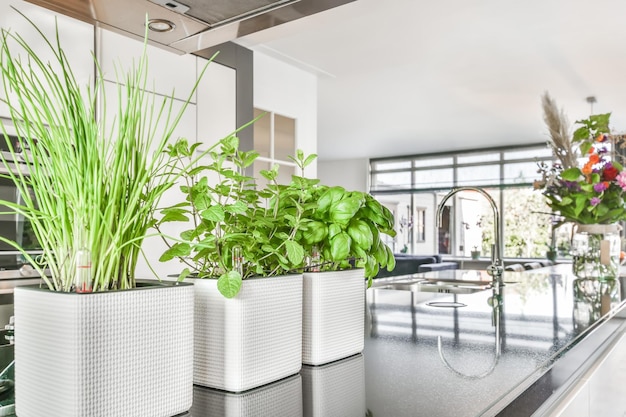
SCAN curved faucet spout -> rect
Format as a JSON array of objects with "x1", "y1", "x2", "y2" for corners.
[
  {"x1": 436, "y1": 187, "x2": 504, "y2": 283},
  {"x1": 437, "y1": 285, "x2": 503, "y2": 379}
]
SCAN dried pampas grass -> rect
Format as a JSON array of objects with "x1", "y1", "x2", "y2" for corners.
[{"x1": 541, "y1": 92, "x2": 577, "y2": 169}]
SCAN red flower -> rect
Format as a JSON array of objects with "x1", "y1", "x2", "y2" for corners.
[{"x1": 603, "y1": 164, "x2": 619, "y2": 181}]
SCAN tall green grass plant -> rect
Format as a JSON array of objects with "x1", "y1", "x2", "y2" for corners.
[{"x1": 0, "y1": 11, "x2": 209, "y2": 292}]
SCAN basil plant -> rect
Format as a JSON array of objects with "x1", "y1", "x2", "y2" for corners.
[{"x1": 271, "y1": 151, "x2": 397, "y2": 287}]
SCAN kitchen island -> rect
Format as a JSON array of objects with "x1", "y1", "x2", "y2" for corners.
[
  {"x1": 7, "y1": 265, "x2": 626, "y2": 416},
  {"x1": 363, "y1": 265, "x2": 626, "y2": 416},
  {"x1": 184, "y1": 264, "x2": 626, "y2": 417}
]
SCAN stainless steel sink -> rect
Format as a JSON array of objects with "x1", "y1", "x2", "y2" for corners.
[
  {"x1": 373, "y1": 278, "x2": 492, "y2": 294},
  {"x1": 415, "y1": 280, "x2": 492, "y2": 294}
]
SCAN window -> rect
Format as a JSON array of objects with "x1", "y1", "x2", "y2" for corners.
[
  {"x1": 253, "y1": 108, "x2": 296, "y2": 187},
  {"x1": 415, "y1": 208, "x2": 426, "y2": 243},
  {"x1": 370, "y1": 144, "x2": 560, "y2": 260}
]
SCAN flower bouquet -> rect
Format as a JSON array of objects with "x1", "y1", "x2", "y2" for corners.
[{"x1": 536, "y1": 93, "x2": 625, "y2": 280}]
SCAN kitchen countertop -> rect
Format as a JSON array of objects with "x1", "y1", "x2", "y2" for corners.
[
  {"x1": 6, "y1": 264, "x2": 626, "y2": 416},
  {"x1": 183, "y1": 264, "x2": 626, "y2": 417},
  {"x1": 363, "y1": 265, "x2": 626, "y2": 416}
]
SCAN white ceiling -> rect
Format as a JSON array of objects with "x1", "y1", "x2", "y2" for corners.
[{"x1": 236, "y1": 0, "x2": 626, "y2": 162}]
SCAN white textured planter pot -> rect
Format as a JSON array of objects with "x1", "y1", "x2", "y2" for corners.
[
  {"x1": 14, "y1": 281, "x2": 194, "y2": 417},
  {"x1": 302, "y1": 269, "x2": 365, "y2": 365},
  {"x1": 302, "y1": 353, "x2": 365, "y2": 417},
  {"x1": 192, "y1": 275, "x2": 302, "y2": 392},
  {"x1": 191, "y1": 374, "x2": 303, "y2": 416}
]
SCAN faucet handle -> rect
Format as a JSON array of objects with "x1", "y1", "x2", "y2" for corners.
[{"x1": 486, "y1": 263, "x2": 504, "y2": 281}]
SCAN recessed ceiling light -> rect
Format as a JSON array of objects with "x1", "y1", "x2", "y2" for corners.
[{"x1": 147, "y1": 19, "x2": 176, "y2": 33}]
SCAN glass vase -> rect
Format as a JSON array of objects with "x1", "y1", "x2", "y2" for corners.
[
  {"x1": 573, "y1": 277, "x2": 621, "y2": 333},
  {"x1": 571, "y1": 223, "x2": 621, "y2": 281}
]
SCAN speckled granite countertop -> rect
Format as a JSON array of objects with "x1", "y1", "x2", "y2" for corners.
[
  {"x1": 363, "y1": 265, "x2": 626, "y2": 416},
  {"x1": 180, "y1": 265, "x2": 626, "y2": 417},
  {"x1": 9, "y1": 265, "x2": 626, "y2": 417}
]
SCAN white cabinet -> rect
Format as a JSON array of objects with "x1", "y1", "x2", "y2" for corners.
[
  {"x1": 549, "y1": 330, "x2": 626, "y2": 417},
  {"x1": 587, "y1": 331, "x2": 626, "y2": 416},
  {"x1": 196, "y1": 58, "x2": 236, "y2": 147},
  {"x1": 0, "y1": 0, "x2": 94, "y2": 119},
  {"x1": 97, "y1": 28, "x2": 198, "y2": 103}
]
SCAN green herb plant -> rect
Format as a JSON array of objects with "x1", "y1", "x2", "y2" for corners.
[
  {"x1": 278, "y1": 151, "x2": 397, "y2": 287},
  {"x1": 157, "y1": 141, "x2": 397, "y2": 297},
  {"x1": 156, "y1": 134, "x2": 307, "y2": 298},
  {"x1": 0, "y1": 11, "x2": 209, "y2": 292}
]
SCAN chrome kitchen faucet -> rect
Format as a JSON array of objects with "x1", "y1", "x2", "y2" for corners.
[{"x1": 436, "y1": 187, "x2": 504, "y2": 285}]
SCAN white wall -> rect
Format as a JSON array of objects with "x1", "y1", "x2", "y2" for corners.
[
  {"x1": 318, "y1": 158, "x2": 369, "y2": 191},
  {"x1": 0, "y1": 1, "x2": 94, "y2": 119},
  {"x1": 253, "y1": 52, "x2": 318, "y2": 177}
]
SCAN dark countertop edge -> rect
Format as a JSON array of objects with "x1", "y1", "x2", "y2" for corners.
[{"x1": 491, "y1": 302, "x2": 626, "y2": 416}]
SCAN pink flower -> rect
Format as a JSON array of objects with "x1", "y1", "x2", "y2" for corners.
[
  {"x1": 590, "y1": 197, "x2": 601, "y2": 206},
  {"x1": 617, "y1": 171, "x2": 626, "y2": 191}
]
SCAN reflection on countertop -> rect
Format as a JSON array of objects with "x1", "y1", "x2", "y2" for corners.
[
  {"x1": 179, "y1": 264, "x2": 626, "y2": 417},
  {"x1": 364, "y1": 264, "x2": 626, "y2": 417}
]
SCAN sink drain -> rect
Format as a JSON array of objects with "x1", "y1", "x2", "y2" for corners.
[{"x1": 426, "y1": 301, "x2": 467, "y2": 308}]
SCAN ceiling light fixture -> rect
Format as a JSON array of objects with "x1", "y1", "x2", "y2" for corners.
[{"x1": 147, "y1": 18, "x2": 176, "y2": 33}]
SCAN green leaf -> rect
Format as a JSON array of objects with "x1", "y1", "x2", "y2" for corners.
[
  {"x1": 225, "y1": 200, "x2": 247, "y2": 214},
  {"x1": 579, "y1": 142, "x2": 592, "y2": 155},
  {"x1": 573, "y1": 126, "x2": 590, "y2": 142},
  {"x1": 284, "y1": 240, "x2": 305, "y2": 265},
  {"x1": 201, "y1": 205, "x2": 225, "y2": 222},
  {"x1": 160, "y1": 208, "x2": 189, "y2": 223},
  {"x1": 590, "y1": 113, "x2": 611, "y2": 132},
  {"x1": 385, "y1": 245, "x2": 396, "y2": 271},
  {"x1": 217, "y1": 271, "x2": 242, "y2": 298},
  {"x1": 180, "y1": 229, "x2": 198, "y2": 241},
  {"x1": 193, "y1": 192, "x2": 212, "y2": 211},
  {"x1": 373, "y1": 241, "x2": 387, "y2": 265},
  {"x1": 159, "y1": 243, "x2": 191, "y2": 262},
  {"x1": 317, "y1": 186, "x2": 346, "y2": 213},
  {"x1": 347, "y1": 219, "x2": 374, "y2": 250},
  {"x1": 178, "y1": 267, "x2": 191, "y2": 282},
  {"x1": 241, "y1": 150, "x2": 260, "y2": 168},
  {"x1": 303, "y1": 221, "x2": 328, "y2": 244},
  {"x1": 561, "y1": 168, "x2": 582, "y2": 181},
  {"x1": 330, "y1": 197, "x2": 362, "y2": 225},
  {"x1": 260, "y1": 169, "x2": 277, "y2": 181},
  {"x1": 303, "y1": 153, "x2": 317, "y2": 168},
  {"x1": 573, "y1": 195, "x2": 587, "y2": 217},
  {"x1": 220, "y1": 135, "x2": 239, "y2": 154},
  {"x1": 364, "y1": 255, "x2": 379, "y2": 280},
  {"x1": 328, "y1": 223, "x2": 342, "y2": 239},
  {"x1": 329, "y1": 232, "x2": 351, "y2": 261}
]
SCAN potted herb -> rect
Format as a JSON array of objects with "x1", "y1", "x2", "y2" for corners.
[
  {"x1": 272, "y1": 151, "x2": 396, "y2": 365},
  {"x1": 546, "y1": 246, "x2": 558, "y2": 262},
  {"x1": 156, "y1": 136, "x2": 305, "y2": 392},
  {"x1": 471, "y1": 246, "x2": 481, "y2": 260},
  {"x1": 0, "y1": 12, "x2": 206, "y2": 416}
]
